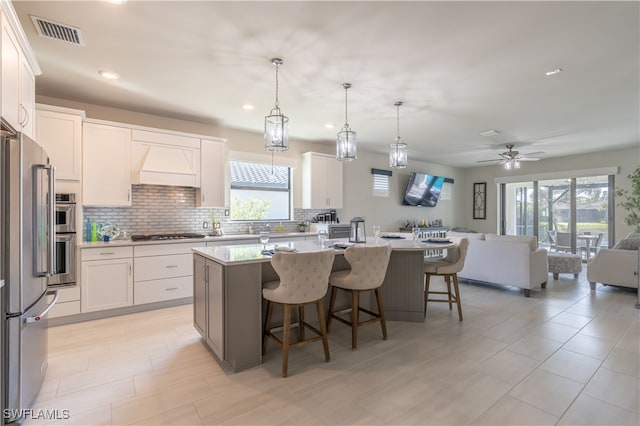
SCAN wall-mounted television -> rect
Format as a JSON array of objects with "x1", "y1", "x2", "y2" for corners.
[{"x1": 402, "y1": 172, "x2": 445, "y2": 207}]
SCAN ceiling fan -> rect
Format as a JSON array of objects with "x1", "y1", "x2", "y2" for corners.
[{"x1": 477, "y1": 144, "x2": 544, "y2": 169}]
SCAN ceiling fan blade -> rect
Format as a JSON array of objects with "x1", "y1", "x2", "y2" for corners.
[
  {"x1": 522, "y1": 151, "x2": 545, "y2": 157},
  {"x1": 476, "y1": 159, "x2": 502, "y2": 163},
  {"x1": 519, "y1": 157, "x2": 540, "y2": 162}
]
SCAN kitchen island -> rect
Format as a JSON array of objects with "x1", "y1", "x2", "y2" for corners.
[{"x1": 192, "y1": 236, "x2": 454, "y2": 372}]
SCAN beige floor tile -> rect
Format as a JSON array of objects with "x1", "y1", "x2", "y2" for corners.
[
  {"x1": 602, "y1": 347, "x2": 640, "y2": 378},
  {"x1": 562, "y1": 332, "x2": 618, "y2": 360},
  {"x1": 507, "y1": 334, "x2": 563, "y2": 361},
  {"x1": 550, "y1": 311, "x2": 593, "y2": 329},
  {"x1": 477, "y1": 349, "x2": 540, "y2": 386},
  {"x1": 528, "y1": 321, "x2": 580, "y2": 343},
  {"x1": 540, "y1": 348, "x2": 602, "y2": 383},
  {"x1": 510, "y1": 369, "x2": 584, "y2": 417},
  {"x1": 583, "y1": 367, "x2": 640, "y2": 413},
  {"x1": 135, "y1": 402, "x2": 203, "y2": 425},
  {"x1": 559, "y1": 393, "x2": 640, "y2": 425},
  {"x1": 472, "y1": 394, "x2": 558, "y2": 425}
]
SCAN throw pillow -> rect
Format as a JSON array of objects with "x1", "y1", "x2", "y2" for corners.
[{"x1": 613, "y1": 238, "x2": 640, "y2": 250}]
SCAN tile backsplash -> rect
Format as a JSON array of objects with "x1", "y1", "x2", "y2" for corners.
[{"x1": 83, "y1": 184, "x2": 332, "y2": 239}]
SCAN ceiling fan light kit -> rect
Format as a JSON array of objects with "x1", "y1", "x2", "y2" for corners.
[
  {"x1": 336, "y1": 83, "x2": 357, "y2": 161},
  {"x1": 476, "y1": 143, "x2": 544, "y2": 170},
  {"x1": 264, "y1": 58, "x2": 289, "y2": 152}
]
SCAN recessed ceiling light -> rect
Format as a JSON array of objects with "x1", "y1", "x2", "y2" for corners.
[
  {"x1": 98, "y1": 70, "x2": 120, "y2": 80},
  {"x1": 545, "y1": 68, "x2": 563, "y2": 76},
  {"x1": 242, "y1": 104, "x2": 254, "y2": 110},
  {"x1": 324, "y1": 123, "x2": 335, "y2": 129},
  {"x1": 480, "y1": 129, "x2": 500, "y2": 137}
]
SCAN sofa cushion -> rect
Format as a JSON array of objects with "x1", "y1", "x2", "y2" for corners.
[
  {"x1": 613, "y1": 238, "x2": 640, "y2": 250},
  {"x1": 484, "y1": 234, "x2": 537, "y2": 252}
]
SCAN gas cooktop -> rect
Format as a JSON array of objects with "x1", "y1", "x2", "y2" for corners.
[{"x1": 130, "y1": 233, "x2": 206, "y2": 242}]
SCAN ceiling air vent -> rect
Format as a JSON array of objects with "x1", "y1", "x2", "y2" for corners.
[{"x1": 30, "y1": 16, "x2": 85, "y2": 46}]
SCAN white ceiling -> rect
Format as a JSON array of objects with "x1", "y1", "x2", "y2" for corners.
[{"x1": 12, "y1": 1, "x2": 640, "y2": 168}]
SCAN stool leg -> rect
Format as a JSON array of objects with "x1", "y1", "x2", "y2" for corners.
[
  {"x1": 374, "y1": 287, "x2": 388, "y2": 340},
  {"x1": 263, "y1": 300, "x2": 273, "y2": 356},
  {"x1": 326, "y1": 286, "x2": 337, "y2": 332},
  {"x1": 351, "y1": 290, "x2": 359, "y2": 349},
  {"x1": 424, "y1": 274, "x2": 431, "y2": 318},
  {"x1": 298, "y1": 306, "x2": 305, "y2": 341},
  {"x1": 316, "y1": 299, "x2": 330, "y2": 362},
  {"x1": 282, "y1": 304, "x2": 291, "y2": 377},
  {"x1": 445, "y1": 275, "x2": 453, "y2": 310},
  {"x1": 452, "y1": 274, "x2": 463, "y2": 321}
]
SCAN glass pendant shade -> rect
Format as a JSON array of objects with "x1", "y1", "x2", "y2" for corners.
[
  {"x1": 389, "y1": 138, "x2": 408, "y2": 168},
  {"x1": 389, "y1": 101, "x2": 407, "y2": 168},
  {"x1": 264, "y1": 107, "x2": 289, "y2": 152},
  {"x1": 264, "y1": 58, "x2": 289, "y2": 152},
  {"x1": 336, "y1": 83, "x2": 357, "y2": 161},
  {"x1": 504, "y1": 161, "x2": 512, "y2": 170},
  {"x1": 514, "y1": 160, "x2": 521, "y2": 169}
]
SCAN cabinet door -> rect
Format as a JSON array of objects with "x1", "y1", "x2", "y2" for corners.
[
  {"x1": 81, "y1": 258, "x2": 133, "y2": 312},
  {"x1": 325, "y1": 158, "x2": 343, "y2": 208},
  {"x1": 83, "y1": 123, "x2": 132, "y2": 206},
  {"x1": 19, "y1": 58, "x2": 35, "y2": 138},
  {"x1": 35, "y1": 109, "x2": 82, "y2": 180},
  {"x1": 196, "y1": 139, "x2": 226, "y2": 207},
  {"x1": 193, "y1": 255, "x2": 207, "y2": 337},
  {"x1": 206, "y1": 260, "x2": 224, "y2": 360},
  {"x1": 302, "y1": 152, "x2": 329, "y2": 209},
  {"x1": 1, "y1": 14, "x2": 20, "y2": 131}
]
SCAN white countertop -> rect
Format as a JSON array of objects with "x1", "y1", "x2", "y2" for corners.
[
  {"x1": 77, "y1": 232, "x2": 313, "y2": 248},
  {"x1": 192, "y1": 234, "x2": 454, "y2": 266}
]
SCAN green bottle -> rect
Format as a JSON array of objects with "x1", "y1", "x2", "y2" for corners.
[{"x1": 91, "y1": 220, "x2": 98, "y2": 242}]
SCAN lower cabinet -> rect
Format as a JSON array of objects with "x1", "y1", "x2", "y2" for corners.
[
  {"x1": 81, "y1": 247, "x2": 134, "y2": 312},
  {"x1": 194, "y1": 256, "x2": 224, "y2": 360},
  {"x1": 47, "y1": 285, "x2": 80, "y2": 318}
]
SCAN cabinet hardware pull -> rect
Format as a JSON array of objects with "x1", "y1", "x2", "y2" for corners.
[
  {"x1": 165, "y1": 265, "x2": 178, "y2": 268},
  {"x1": 100, "y1": 252, "x2": 116, "y2": 255},
  {"x1": 165, "y1": 287, "x2": 178, "y2": 291}
]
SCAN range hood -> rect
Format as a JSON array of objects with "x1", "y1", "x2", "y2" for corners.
[{"x1": 139, "y1": 144, "x2": 198, "y2": 187}]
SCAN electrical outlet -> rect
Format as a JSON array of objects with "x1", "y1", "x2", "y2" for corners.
[
  {"x1": 224, "y1": 209, "x2": 230, "y2": 216},
  {"x1": 203, "y1": 221, "x2": 209, "y2": 229}
]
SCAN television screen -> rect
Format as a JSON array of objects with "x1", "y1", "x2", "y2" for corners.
[{"x1": 402, "y1": 173, "x2": 445, "y2": 207}]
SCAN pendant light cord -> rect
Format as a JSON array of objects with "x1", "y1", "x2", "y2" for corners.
[
  {"x1": 395, "y1": 101, "x2": 402, "y2": 140},
  {"x1": 274, "y1": 62, "x2": 280, "y2": 108},
  {"x1": 344, "y1": 86, "x2": 349, "y2": 127}
]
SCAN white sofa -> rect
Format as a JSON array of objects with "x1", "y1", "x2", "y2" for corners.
[
  {"x1": 447, "y1": 232, "x2": 549, "y2": 297},
  {"x1": 587, "y1": 234, "x2": 639, "y2": 290}
]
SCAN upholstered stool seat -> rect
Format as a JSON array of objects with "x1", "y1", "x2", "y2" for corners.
[
  {"x1": 262, "y1": 249, "x2": 335, "y2": 377},
  {"x1": 548, "y1": 252, "x2": 582, "y2": 280},
  {"x1": 327, "y1": 244, "x2": 392, "y2": 349}
]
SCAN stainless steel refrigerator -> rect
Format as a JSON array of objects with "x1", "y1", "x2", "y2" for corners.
[{"x1": 1, "y1": 127, "x2": 58, "y2": 424}]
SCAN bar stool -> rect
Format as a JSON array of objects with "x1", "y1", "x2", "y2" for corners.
[
  {"x1": 327, "y1": 244, "x2": 392, "y2": 349},
  {"x1": 262, "y1": 249, "x2": 335, "y2": 377},
  {"x1": 423, "y1": 237, "x2": 469, "y2": 321}
]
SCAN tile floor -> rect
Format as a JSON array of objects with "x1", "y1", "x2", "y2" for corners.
[{"x1": 25, "y1": 272, "x2": 640, "y2": 425}]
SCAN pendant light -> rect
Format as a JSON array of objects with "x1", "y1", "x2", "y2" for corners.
[
  {"x1": 389, "y1": 101, "x2": 407, "y2": 168},
  {"x1": 264, "y1": 58, "x2": 289, "y2": 152},
  {"x1": 336, "y1": 83, "x2": 357, "y2": 161}
]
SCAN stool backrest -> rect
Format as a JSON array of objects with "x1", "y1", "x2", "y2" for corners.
[
  {"x1": 435, "y1": 237, "x2": 469, "y2": 274},
  {"x1": 270, "y1": 250, "x2": 335, "y2": 304},
  {"x1": 340, "y1": 244, "x2": 392, "y2": 290}
]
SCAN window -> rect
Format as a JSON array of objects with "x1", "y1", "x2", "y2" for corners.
[
  {"x1": 230, "y1": 161, "x2": 291, "y2": 221},
  {"x1": 372, "y1": 168, "x2": 392, "y2": 197}
]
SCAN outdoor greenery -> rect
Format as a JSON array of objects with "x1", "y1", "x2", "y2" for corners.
[
  {"x1": 615, "y1": 166, "x2": 640, "y2": 232},
  {"x1": 230, "y1": 198, "x2": 271, "y2": 220}
]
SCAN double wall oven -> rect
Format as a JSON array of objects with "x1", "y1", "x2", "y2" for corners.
[{"x1": 48, "y1": 193, "x2": 77, "y2": 287}]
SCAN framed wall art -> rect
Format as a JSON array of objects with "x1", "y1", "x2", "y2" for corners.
[{"x1": 473, "y1": 182, "x2": 487, "y2": 220}]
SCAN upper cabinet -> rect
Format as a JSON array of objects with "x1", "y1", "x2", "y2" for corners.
[
  {"x1": 131, "y1": 129, "x2": 201, "y2": 187},
  {"x1": 35, "y1": 105, "x2": 84, "y2": 181},
  {"x1": 196, "y1": 138, "x2": 227, "y2": 207},
  {"x1": 1, "y1": 2, "x2": 40, "y2": 137},
  {"x1": 301, "y1": 152, "x2": 344, "y2": 209},
  {"x1": 83, "y1": 122, "x2": 132, "y2": 206}
]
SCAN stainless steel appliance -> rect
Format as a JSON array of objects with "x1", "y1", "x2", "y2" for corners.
[
  {"x1": 1, "y1": 129, "x2": 58, "y2": 424},
  {"x1": 48, "y1": 194, "x2": 77, "y2": 287}
]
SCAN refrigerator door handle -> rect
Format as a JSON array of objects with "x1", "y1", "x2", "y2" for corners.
[
  {"x1": 33, "y1": 164, "x2": 56, "y2": 276},
  {"x1": 47, "y1": 164, "x2": 56, "y2": 276},
  {"x1": 25, "y1": 290, "x2": 59, "y2": 323}
]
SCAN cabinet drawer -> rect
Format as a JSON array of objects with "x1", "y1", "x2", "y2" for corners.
[
  {"x1": 49, "y1": 285, "x2": 80, "y2": 302},
  {"x1": 134, "y1": 242, "x2": 205, "y2": 257},
  {"x1": 135, "y1": 253, "x2": 192, "y2": 281},
  {"x1": 48, "y1": 301, "x2": 81, "y2": 319},
  {"x1": 134, "y1": 276, "x2": 192, "y2": 305},
  {"x1": 82, "y1": 246, "x2": 133, "y2": 261}
]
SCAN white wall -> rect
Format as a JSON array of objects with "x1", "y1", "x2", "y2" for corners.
[{"x1": 463, "y1": 146, "x2": 640, "y2": 240}]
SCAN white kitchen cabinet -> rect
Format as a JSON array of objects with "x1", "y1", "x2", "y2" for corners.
[
  {"x1": 46, "y1": 285, "x2": 81, "y2": 318},
  {"x1": 83, "y1": 122, "x2": 132, "y2": 206},
  {"x1": 131, "y1": 129, "x2": 200, "y2": 187},
  {"x1": 1, "y1": 8, "x2": 38, "y2": 137},
  {"x1": 193, "y1": 255, "x2": 224, "y2": 360},
  {"x1": 35, "y1": 106, "x2": 84, "y2": 181},
  {"x1": 301, "y1": 152, "x2": 343, "y2": 209},
  {"x1": 81, "y1": 246, "x2": 134, "y2": 313},
  {"x1": 133, "y1": 242, "x2": 205, "y2": 305},
  {"x1": 196, "y1": 138, "x2": 226, "y2": 207}
]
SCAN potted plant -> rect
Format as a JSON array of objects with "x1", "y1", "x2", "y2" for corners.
[{"x1": 615, "y1": 166, "x2": 640, "y2": 232}]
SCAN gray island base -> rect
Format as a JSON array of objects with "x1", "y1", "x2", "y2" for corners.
[{"x1": 192, "y1": 237, "x2": 454, "y2": 372}]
